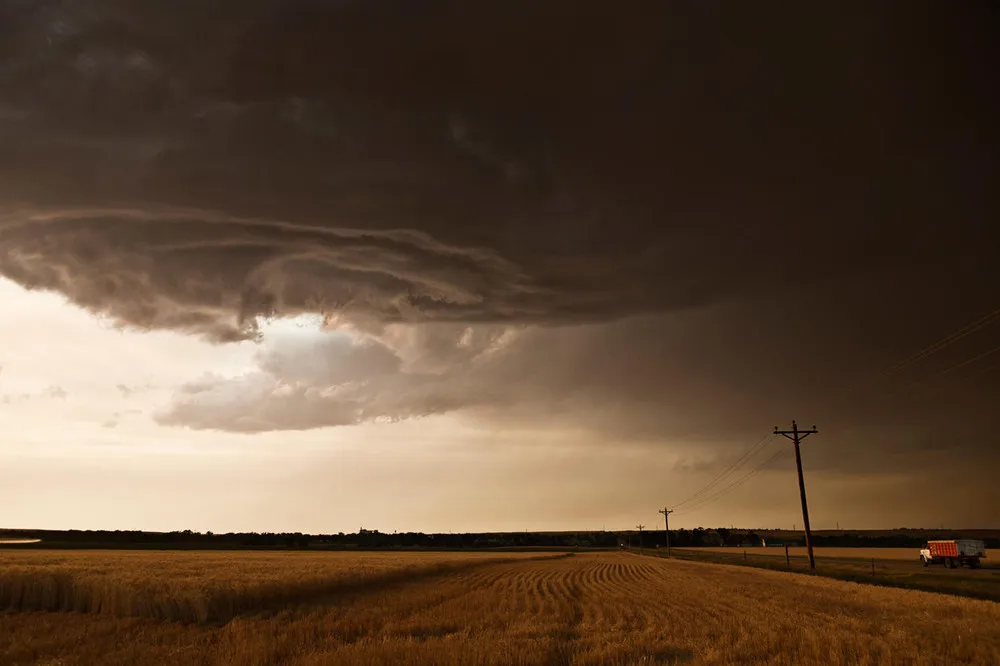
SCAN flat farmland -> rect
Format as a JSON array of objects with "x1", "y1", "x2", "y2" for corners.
[
  {"x1": 679, "y1": 547, "x2": 922, "y2": 560},
  {"x1": 663, "y1": 547, "x2": 999, "y2": 603},
  {"x1": 3, "y1": 550, "x2": 1000, "y2": 665},
  {"x1": 0, "y1": 550, "x2": 542, "y2": 623}
]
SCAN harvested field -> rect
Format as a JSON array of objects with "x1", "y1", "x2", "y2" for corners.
[
  {"x1": 0, "y1": 550, "x2": 544, "y2": 623},
  {"x1": 3, "y1": 550, "x2": 1000, "y2": 665}
]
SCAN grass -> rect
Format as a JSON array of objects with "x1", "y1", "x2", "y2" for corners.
[
  {"x1": 2, "y1": 549, "x2": 999, "y2": 665},
  {"x1": 654, "y1": 546, "x2": 1000, "y2": 603},
  {"x1": 682, "y1": 546, "x2": 927, "y2": 560}
]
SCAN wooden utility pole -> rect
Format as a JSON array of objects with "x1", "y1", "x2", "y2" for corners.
[
  {"x1": 774, "y1": 421, "x2": 818, "y2": 570},
  {"x1": 635, "y1": 524, "x2": 645, "y2": 553},
  {"x1": 658, "y1": 508, "x2": 673, "y2": 556}
]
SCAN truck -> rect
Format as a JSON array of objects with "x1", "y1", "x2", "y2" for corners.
[{"x1": 920, "y1": 539, "x2": 986, "y2": 568}]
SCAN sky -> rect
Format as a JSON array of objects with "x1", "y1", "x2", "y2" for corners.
[{"x1": 1, "y1": 1, "x2": 998, "y2": 533}]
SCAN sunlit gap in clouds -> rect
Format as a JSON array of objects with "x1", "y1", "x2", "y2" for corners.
[
  {"x1": 0, "y1": 275, "x2": 259, "y2": 402},
  {"x1": 249, "y1": 312, "x2": 370, "y2": 391},
  {"x1": 253, "y1": 312, "x2": 353, "y2": 342}
]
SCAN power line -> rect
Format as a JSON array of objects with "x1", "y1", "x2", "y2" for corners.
[
  {"x1": 674, "y1": 447, "x2": 789, "y2": 516},
  {"x1": 825, "y1": 305, "x2": 1000, "y2": 420},
  {"x1": 671, "y1": 433, "x2": 774, "y2": 510},
  {"x1": 974, "y1": 356, "x2": 1000, "y2": 377},
  {"x1": 675, "y1": 449, "x2": 787, "y2": 515},
  {"x1": 883, "y1": 305, "x2": 1000, "y2": 377},
  {"x1": 938, "y1": 343, "x2": 1000, "y2": 376}
]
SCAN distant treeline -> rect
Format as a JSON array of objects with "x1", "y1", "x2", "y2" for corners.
[
  {"x1": 0, "y1": 528, "x2": 619, "y2": 550},
  {"x1": 634, "y1": 528, "x2": 1000, "y2": 549},
  {"x1": 2, "y1": 527, "x2": 997, "y2": 550}
]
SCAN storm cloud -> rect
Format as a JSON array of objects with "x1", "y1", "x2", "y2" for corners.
[
  {"x1": 1, "y1": 1, "x2": 998, "y2": 487},
  {"x1": 2, "y1": 1, "x2": 995, "y2": 340}
]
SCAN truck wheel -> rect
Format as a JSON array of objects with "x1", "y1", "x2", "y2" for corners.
[
  {"x1": 970, "y1": 559, "x2": 982, "y2": 569},
  {"x1": 922, "y1": 556, "x2": 929, "y2": 567},
  {"x1": 948, "y1": 558, "x2": 957, "y2": 569}
]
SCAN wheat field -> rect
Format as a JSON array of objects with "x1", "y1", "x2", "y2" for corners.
[
  {"x1": 2, "y1": 550, "x2": 999, "y2": 665},
  {"x1": 0, "y1": 550, "x2": 543, "y2": 623}
]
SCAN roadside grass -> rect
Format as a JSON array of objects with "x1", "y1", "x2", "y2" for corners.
[{"x1": 633, "y1": 546, "x2": 1000, "y2": 602}]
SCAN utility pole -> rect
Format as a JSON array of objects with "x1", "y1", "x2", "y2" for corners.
[
  {"x1": 774, "y1": 421, "x2": 818, "y2": 570},
  {"x1": 658, "y1": 508, "x2": 673, "y2": 556},
  {"x1": 635, "y1": 524, "x2": 645, "y2": 553}
]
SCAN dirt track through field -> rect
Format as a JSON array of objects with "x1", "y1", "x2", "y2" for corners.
[{"x1": 3, "y1": 552, "x2": 1000, "y2": 665}]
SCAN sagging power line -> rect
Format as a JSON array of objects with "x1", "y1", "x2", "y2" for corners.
[
  {"x1": 883, "y1": 305, "x2": 1000, "y2": 377},
  {"x1": 654, "y1": 308, "x2": 994, "y2": 545},
  {"x1": 666, "y1": 423, "x2": 818, "y2": 570},
  {"x1": 938, "y1": 343, "x2": 1000, "y2": 376},
  {"x1": 673, "y1": 446, "x2": 789, "y2": 517},
  {"x1": 671, "y1": 433, "x2": 774, "y2": 511},
  {"x1": 818, "y1": 303, "x2": 1000, "y2": 418}
]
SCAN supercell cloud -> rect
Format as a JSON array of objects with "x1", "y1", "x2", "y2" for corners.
[
  {"x1": 1, "y1": 0, "x2": 997, "y2": 481},
  {"x1": 1, "y1": 1, "x2": 994, "y2": 340}
]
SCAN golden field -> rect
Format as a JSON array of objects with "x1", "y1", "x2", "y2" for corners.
[
  {"x1": 2, "y1": 550, "x2": 1000, "y2": 665},
  {"x1": 0, "y1": 550, "x2": 540, "y2": 623}
]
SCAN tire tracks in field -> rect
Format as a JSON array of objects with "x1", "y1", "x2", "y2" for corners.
[
  {"x1": 337, "y1": 554, "x2": 586, "y2": 649},
  {"x1": 0, "y1": 553, "x2": 573, "y2": 626},
  {"x1": 538, "y1": 558, "x2": 585, "y2": 666},
  {"x1": 247, "y1": 553, "x2": 574, "y2": 626}
]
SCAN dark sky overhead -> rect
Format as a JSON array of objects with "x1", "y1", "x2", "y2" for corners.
[{"x1": 0, "y1": 1, "x2": 997, "y2": 531}]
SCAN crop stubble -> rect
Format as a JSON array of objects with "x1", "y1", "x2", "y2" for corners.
[{"x1": 2, "y1": 550, "x2": 999, "y2": 665}]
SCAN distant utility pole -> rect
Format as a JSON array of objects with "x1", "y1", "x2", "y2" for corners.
[
  {"x1": 636, "y1": 524, "x2": 645, "y2": 553},
  {"x1": 658, "y1": 508, "x2": 673, "y2": 556},
  {"x1": 774, "y1": 420, "x2": 819, "y2": 570}
]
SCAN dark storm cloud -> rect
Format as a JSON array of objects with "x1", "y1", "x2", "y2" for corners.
[
  {"x1": 2, "y1": 0, "x2": 998, "y2": 492},
  {"x1": 153, "y1": 222, "x2": 1000, "y2": 488},
  {"x1": 0, "y1": 206, "x2": 535, "y2": 340},
  {"x1": 1, "y1": 1, "x2": 995, "y2": 339},
  {"x1": 156, "y1": 300, "x2": 1000, "y2": 478}
]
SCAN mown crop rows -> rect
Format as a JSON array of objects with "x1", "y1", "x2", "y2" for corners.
[
  {"x1": 2, "y1": 550, "x2": 999, "y2": 665},
  {"x1": 0, "y1": 550, "x2": 539, "y2": 623}
]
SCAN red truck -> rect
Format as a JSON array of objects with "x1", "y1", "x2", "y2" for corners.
[{"x1": 920, "y1": 540, "x2": 986, "y2": 568}]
